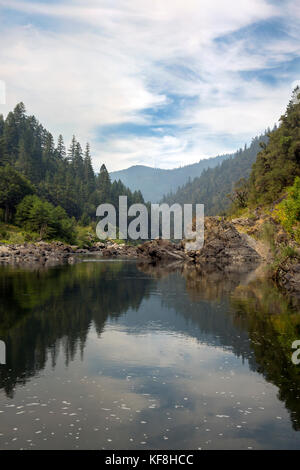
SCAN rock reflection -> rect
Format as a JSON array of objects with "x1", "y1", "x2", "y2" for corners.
[{"x1": 137, "y1": 261, "x2": 300, "y2": 431}]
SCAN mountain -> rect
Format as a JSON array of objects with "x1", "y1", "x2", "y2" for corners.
[
  {"x1": 161, "y1": 132, "x2": 269, "y2": 215},
  {"x1": 110, "y1": 154, "x2": 233, "y2": 202}
]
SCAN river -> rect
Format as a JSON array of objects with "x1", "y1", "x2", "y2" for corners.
[{"x1": 0, "y1": 257, "x2": 300, "y2": 449}]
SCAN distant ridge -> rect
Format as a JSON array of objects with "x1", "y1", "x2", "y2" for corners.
[
  {"x1": 110, "y1": 153, "x2": 232, "y2": 202},
  {"x1": 162, "y1": 133, "x2": 269, "y2": 215}
]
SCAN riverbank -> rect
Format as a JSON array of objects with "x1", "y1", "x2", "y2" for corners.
[
  {"x1": 230, "y1": 211, "x2": 300, "y2": 298},
  {"x1": 1, "y1": 215, "x2": 300, "y2": 299}
]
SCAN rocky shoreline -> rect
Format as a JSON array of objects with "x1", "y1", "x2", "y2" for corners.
[
  {"x1": 1, "y1": 216, "x2": 299, "y2": 299},
  {"x1": 274, "y1": 257, "x2": 300, "y2": 298},
  {"x1": 0, "y1": 217, "x2": 261, "y2": 269},
  {"x1": 0, "y1": 241, "x2": 79, "y2": 267}
]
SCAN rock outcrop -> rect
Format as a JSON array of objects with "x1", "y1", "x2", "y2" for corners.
[
  {"x1": 0, "y1": 242, "x2": 77, "y2": 266},
  {"x1": 274, "y1": 257, "x2": 300, "y2": 298},
  {"x1": 0, "y1": 217, "x2": 262, "y2": 271},
  {"x1": 135, "y1": 217, "x2": 261, "y2": 271},
  {"x1": 136, "y1": 239, "x2": 187, "y2": 261},
  {"x1": 188, "y1": 217, "x2": 261, "y2": 270}
]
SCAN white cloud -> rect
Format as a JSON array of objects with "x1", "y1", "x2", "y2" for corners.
[{"x1": 0, "y1": 0, "x2": 299, "y2": 171}]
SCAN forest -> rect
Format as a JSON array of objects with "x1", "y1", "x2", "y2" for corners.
[
  {"x1": 0, "y1": 103, "x2": 144, "y2": 243},
  {"x1": 1, "y1": 88, "x2": 299, "y2": 245},
  {"x1": 162, "y1": 87, "x2": 300, "y2": 232},
  {"x1": 161, "y1": 132, "x2": 270, "y2": 214}
]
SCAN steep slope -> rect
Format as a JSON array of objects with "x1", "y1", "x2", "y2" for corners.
[
  {"x1": 228, "y1": 88, "x2": 300, "y2": 297},
  {"x1": 162, "y1": 133, "x2": 269, "y2": 215},
  {"x1": 110, "y1": 153, "x2": 232, "y2": 202},
  {"x1": 247, "y1": 87, "x2": 300, "y2": 206}
]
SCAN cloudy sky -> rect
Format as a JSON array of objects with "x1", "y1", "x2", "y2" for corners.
[{"x1": 0, "y1": 0, "x2": 299, "y2": 172}]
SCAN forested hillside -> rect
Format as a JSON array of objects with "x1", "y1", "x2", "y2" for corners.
[
  {"x1": 161, "y1": 132, "x2": 269, "y2": 215},
  {"x1": 247, "y1": 87, "x2": 300, "y2": 206},
  {"x1": 228, "y1": 88, "x2": 300, "y2": 214},
  {"x1": 228, "y1": 87, "x2": 300, "y2": 244},
  {"x1": 0, "y1": 103, "x2": 144, "y2": 241},
  {"x1": 110, "y1": 153, "x2": 232, "y2": 202}
]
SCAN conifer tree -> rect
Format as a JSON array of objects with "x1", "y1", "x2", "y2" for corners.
[
  {"x1": 0, "y1": 103, "x2": 145, "y2": 227},
  {"x1": 97, "y1": 164, "x2": 111, "y2": 203},
  {"x1": 67, "y1": 135, "x2": 77, "y2": 162},
  {"x1": 3, "y1": 112, "x2": 18, "y2": 163},
  {"x1": 56, "y1": 135, "x2": 66, "y2": 160},
  {"x1": 73, "y1": 142, "x2": 84, "y2": 178},
  {"x1": 83, "y1": 143, "x2": 95, "y2": 193}
]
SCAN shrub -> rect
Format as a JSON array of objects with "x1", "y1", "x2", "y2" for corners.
[
  {"x1": 274, "y1": 176, "x2": 300, "y2": 242},
  {"x1": 15, "y1": 195, "x2": 76, "y2": 242},
  {"x1": 259, "y1": 221, "x2": 277, "y2": 253}
]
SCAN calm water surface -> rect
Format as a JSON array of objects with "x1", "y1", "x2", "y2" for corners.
[{"x1": 0, "y1": 258, "x2": 300, "y2": 449}]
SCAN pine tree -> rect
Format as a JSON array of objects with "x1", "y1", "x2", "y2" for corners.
[
  {"x1": 3, "y1": 112, "x2": 18, "y2": 163},
  {"x1": 56, "y1": 134, "x2": 66, "y2": 160},
  {"x1": 83, "y1": 143, "x2": 95, "y2": 193},
  {"x1": 42, "y1": 132, "x2": 56, "y2": 179},
  {"x1": 0, "y1": 166, "x2": 34, "y2": 222},
  {"x1": 73, "y1": 142, "x2": 84, "y2": 178},
  {"x1": 96, "y1": 164, "x2": 111, "y2": 203},
  {"x1": 0, "y1": 103, "x2": 145, "y2": 227},
  {"x1": 67, "y1": 135, "x2": 76, "y2": 162},
  {"x1": 248, "y1": 87, "x2": 300, "y2": 205},
  {"x1": 13, "y1": 102, "x2": 26, "y2": 129},
  {"x1": 0, "y1": 114, "x2": 4, "y2": 165}
]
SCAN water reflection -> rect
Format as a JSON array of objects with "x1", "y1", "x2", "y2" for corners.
[
  {"x1": 0, "y1": 259, "x2": 299, "y2": 449},
  {"x1": 0, "y1": 261, "x2": 150, "y2": 397}
]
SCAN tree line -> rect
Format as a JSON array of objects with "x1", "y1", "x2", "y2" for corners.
[
  {"x1": 229, "y1": 87, "x2": 300, "y2": 216},
  {"x1": 162, "y1": 132, "x2": 269, "y2": 215},
  {"x1": 0, "y1": 103, "x2": 144, "y2": 241}
]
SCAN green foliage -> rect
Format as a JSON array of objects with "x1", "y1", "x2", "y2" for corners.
[
  {"x1": 274, "y1": 176, "x2": 300, "y2": 241},
  {"x1": 280, "y1": 245, "x2": 298, "y2": 259},
  {"x1": 75, "y1": 225, "x2": 98, "y2": 248},
  {"x1": 259, "y1": 221, "x2": 277, "y2": 253},
  {"x1": 16, "y1": 195, "x2": 76, "y2": 242},
  {"x1": 0, "y1": 102, "x2": 144, "y2": 240},
  {"x1": 0, "y1": 165, "x2": 34, "y2": 222},
  {"x1": 268, "y1": 243, "x2": 300, "y2": 277},
  {"x1": 228, "y1": 177, "x2": 249, "y2": 212},
  {"x1": 162, "y1": 133, "x2": 269, "y2": 215},
  {"x1": 0, "y1": 221, "x2": 40, "y2": 244},
  {"x1": 247, "y1": 87, "x2": 300, "y2": 206},
  {"x1": 111, "y1": 154, "x2": 235, "y2": 203}
]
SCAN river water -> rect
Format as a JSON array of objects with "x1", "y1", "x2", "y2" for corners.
[{"x1": 0, "y1": 258, "x2": 300, "y2": 449}]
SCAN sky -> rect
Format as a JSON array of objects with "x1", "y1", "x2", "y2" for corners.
[{"x1": 0, "y1": 0, "x2": 299, "y2": 172}]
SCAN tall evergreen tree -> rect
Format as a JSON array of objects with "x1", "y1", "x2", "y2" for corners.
[
  {"x1": 0, "y1": 103, "x2": 144, "y2": 227},
  {"x1": 83, "y1": 143, "x2": 95, "y2": 192},
  {"x1": 0, "y1": 114, "x2": 5, "y2": 165},
  {"x1": 96, "y1": 164, "x2": 111, "y2": 203},
  {"x1": 3, "y1": 112, "x2": 18, "y2": 163},
  {"x1": 0, "y1": 166, "x2": 34, "y2": 222},
  {"x1": 67, "y1": 135, "x2": 76, "y2": 162},
  {"x1": 73, "y1": 142, "x2": 84, "y2": 178},
  {"x1": 13, "y1": 102, "x2": 26, "y2": 131},
  {"x1": 247, "y1": 87, "x2": 300, "y2": 205},
  {"x1": 56, "y1": 134, "x2": 66, "y2": 160}
]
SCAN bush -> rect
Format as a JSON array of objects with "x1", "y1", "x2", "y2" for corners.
[
  {"x1": 75, "y1": 225, "x2": 97, "y2": 248},
  {"x1": 274, "y1": 176, "x2": 300, "y2": 242},
  {"x1": 15, "y1": 195, "x2": 76, "y2": 242},
  {"x1": 0, "y1": 228, "x2": 7, "y2": 240},
  {"x1": 259, "y1": 221, "x2": 277, "y2": 253}
]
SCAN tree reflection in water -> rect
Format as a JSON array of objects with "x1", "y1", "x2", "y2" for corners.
[{"x1": 0, "y1": 259, "x2": 300, "y2": 433}]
